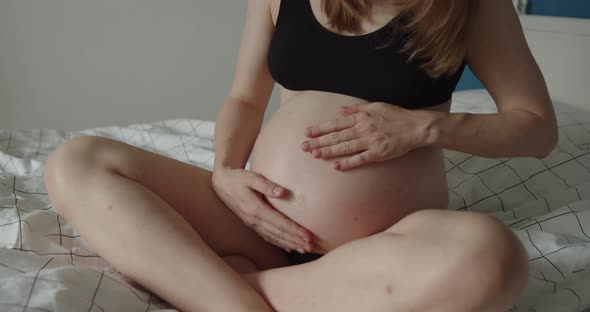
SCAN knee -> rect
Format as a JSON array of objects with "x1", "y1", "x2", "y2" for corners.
[
  {"x1": 44, "y1": 135, "x2": 114, "y2": 214},
  {"x1": 443, "y1": 213, "x2": 529, "y2": 311},
  {"x1": 44, "y1": 135, "x2": 108, "y2": 184}
]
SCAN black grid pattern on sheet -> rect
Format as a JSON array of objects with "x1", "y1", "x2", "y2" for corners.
[{"x1": 0, "y1": 100, "x2": 589, "y2": 311}]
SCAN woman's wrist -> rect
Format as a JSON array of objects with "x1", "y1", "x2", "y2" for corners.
[
  {"x1": 212, "y1": 165, "x2": 233, "y2": 189},
  {"x1": 417, "y1": 109, "x2": 448, "y2": 148},
  {"x1": 213, "y1": 163, "x2": 237, "y2": 175}
]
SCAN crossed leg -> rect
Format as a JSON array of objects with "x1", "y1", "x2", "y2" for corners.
[
  {"x1": 44, "y1": 136, "x2": 528, "y2": 312},
  {"x1": 243, "y1": 208, "x2": 529, "y2": 312}
]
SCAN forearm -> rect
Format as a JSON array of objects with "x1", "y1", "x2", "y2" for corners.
[
  {"x1": 424, "y1": 109, "x2": 558, "y2": 159},
  {"x1": 213, "y1": 96, "x2": 265, "y2": 171}
]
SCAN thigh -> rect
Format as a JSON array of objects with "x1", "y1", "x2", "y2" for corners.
[
  {"x1": 384, "y1": 207, "x2": 504, "y2": 238},
  {"x1": 52, "y1": 135, "x2": 289, "y2": 270},
  {"x1": 245, "y1": 208, "x2": 527, "y2": 312},
  {"x1": 382, "y1": 208, "x2": 528, "y2": 310}
]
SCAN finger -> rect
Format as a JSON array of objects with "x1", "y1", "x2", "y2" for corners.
[
  {"x1": 355, "y1": 103, "x2": 374, "y2": 112},
  {"x1": 256, "y1": 205, "x2": 311, "y2": 244},
  {"x1": 333, "y1": 150, "x2": 375, "y2": 171},
  {"x1": 249, "y1": 219, "x2": 286, "y2": 246},
  {"x1": 303, "y1": 127, "x2": 358, "y2": 152},
  {"x1": 256, "y1": 226, "x2": 300, "y2": 251},
  {"x1": 248, "y1": 173, "x2": 287, "y2": 198},
  {"x1": 245, "y1": 193, "x2": 310, "y2": 245},
  {"x1": 304, "y1": 116, "x2": 356, "y2": 138},
  {"x1": 257, "y1": 216, "x2": 311, "y2": 250},
  {"x1": 259, "y1": 210, "x2": 311, "y2": 247},
  {"x1": 250, "y1": 205, "x2": 314, "y2": 253},
  {"x1": 267, "y1": 228, "x2": 302, "y2": 251},
  {"x1": 338, "y1": 105, "x2": 360, "y2": 115},
  {"x1": 259, "y1": 232, "x2": 293, "y2": 251},
  {"x1": 312, "y1": 138, "x2": 367, "y2": 159}
]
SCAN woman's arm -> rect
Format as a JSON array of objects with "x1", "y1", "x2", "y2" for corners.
[
  {"x1": 214, "y1": 0, "x2": 276, "y2": 172},
  {"x1": 212, "y1": 0, "x2": 314, "y2": 252},
  {"x1": 422, "y1": 0, "x2": 558, "y2": 159}
]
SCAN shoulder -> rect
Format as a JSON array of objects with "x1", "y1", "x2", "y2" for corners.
[
  {"x1": 467, "y1": 0, "x2": 522, "y2": 48},
  {"x1": 247, "y1": 0, "x2": 276, "y2": 22},
  {"x1": 270, "y1": 0, "x2": 281, "y2": 26},
  {"x1": 464, "y1": 0, "x2": 552, "y2": 118},
  {"x1": 465, "y1": 0, "x2": 529, "y2": 69}
]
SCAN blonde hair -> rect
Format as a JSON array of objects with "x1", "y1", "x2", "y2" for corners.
[{"x1": 321, "y1": 0, "x2": 480, "y2": 78}]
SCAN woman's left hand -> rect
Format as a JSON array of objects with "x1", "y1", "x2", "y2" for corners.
[{"x1": 301, "y1": 102, "x2": 432, "y2": 171}]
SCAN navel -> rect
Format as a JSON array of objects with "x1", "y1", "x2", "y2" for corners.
[{"x1": 385, "y1": 283, "x2": 393, "y2": 296}]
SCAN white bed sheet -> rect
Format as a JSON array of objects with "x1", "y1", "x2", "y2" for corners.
[{"x1": 0, "y1": 89, "x2": 589, "y2": 312}]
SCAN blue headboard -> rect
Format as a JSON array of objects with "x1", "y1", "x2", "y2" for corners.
[{"x1": 456, "y1": 0, "x2": 590, "y2": 91}]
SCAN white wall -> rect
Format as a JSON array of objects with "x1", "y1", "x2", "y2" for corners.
[
  {"x1": 0, "y1": 0, "x2": 280, "y2": 131},
  {"x1": 2, "y1": 4, "x2": 588, "y2": 131},
  {"x1": 520, "y1": 15, "x2": 590, "y2": 112}
]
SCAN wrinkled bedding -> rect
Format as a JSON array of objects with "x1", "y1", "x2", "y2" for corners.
[{"x1": 0, "y1": 90, "x2": 588, "y2": 311}]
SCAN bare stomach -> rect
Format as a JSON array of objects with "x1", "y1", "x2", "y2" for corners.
[{"x1": 248, "y1": 90, "x2": 449, "y2": 254}]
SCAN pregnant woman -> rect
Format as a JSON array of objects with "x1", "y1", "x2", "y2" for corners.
[{"x1": 44, "y1": 0, "x2": 557, "y2": 311}]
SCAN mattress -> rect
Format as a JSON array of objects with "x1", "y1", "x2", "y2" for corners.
[{"x1": 0, "y1": 89, "x2": 589, "y2": 311}]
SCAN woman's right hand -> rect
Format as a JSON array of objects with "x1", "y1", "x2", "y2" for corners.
[{"x1": 212, "y1": 167, "x2": 313, "y2": 253}]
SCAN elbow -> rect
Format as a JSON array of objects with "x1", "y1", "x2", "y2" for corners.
[
  {"x1": 535, "y1": 142, "x2": 556, "y2": 160},
  {"x1": 533, "y1": 117, "x2": 559, "y2": 160}
]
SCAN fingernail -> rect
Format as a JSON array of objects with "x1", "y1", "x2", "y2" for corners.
[
  {"x1": 312, "y1": 149, "x2": 321, "y2": 157},
  {"x1": 305, "y1": 128, "x2": 311, "y2": 137},
  {"x1": 273, "y1": 186, "x2": 283, "y2": 196},
  {"x1": 334, "y1": 161, "x2": 341, "y2": 170},
  {"x1": 300, "y1": 232, "x2": 309, "y2": 242},
  {"x1": 302, "y1": 141, "x2": 310, "y2": 151},
  {"x1": 297, "y1": 247, "x2": 305, "y2": 254}
]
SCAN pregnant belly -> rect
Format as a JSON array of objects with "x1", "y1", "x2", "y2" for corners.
[{"x1": 249, "y1": 91, "x2": 449, "y2": 254}]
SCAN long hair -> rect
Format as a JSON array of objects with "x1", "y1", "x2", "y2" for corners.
[{"x1": 321, "y1": 0, "x2": 480, "y2": 78}]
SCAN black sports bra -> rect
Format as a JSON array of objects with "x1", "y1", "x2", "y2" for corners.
[{"x1": 267, "y1": 0, "x2": 467, "y2": 109}]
